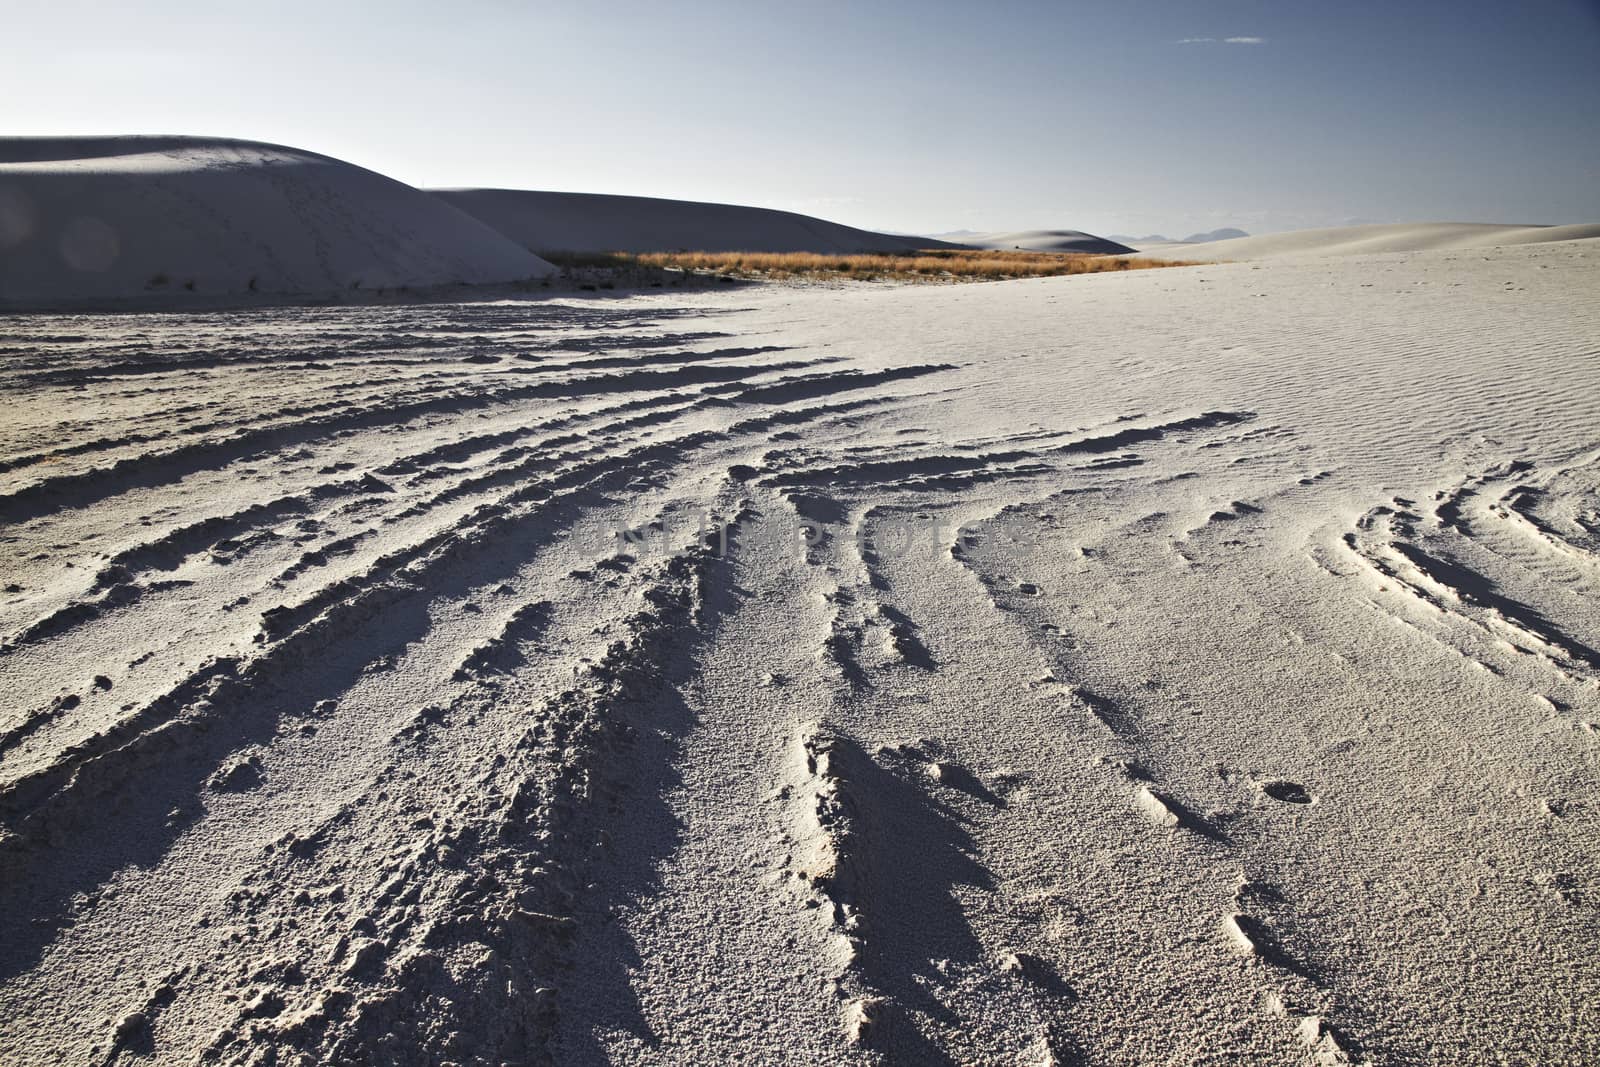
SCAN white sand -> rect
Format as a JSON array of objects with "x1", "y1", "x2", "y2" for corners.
[
  {"x1": 1, "y1": 239, "x2": 1598, "y2": 1066},
  {"x1": 1136, "y1": 220, "x2": 1600, "y2": 259},
  {"x1": 0, "y1": 137, "x2": 553, "y2": 307},
  {"x1": 433, "y1": 188, "x2": 959, "y2": 254}
]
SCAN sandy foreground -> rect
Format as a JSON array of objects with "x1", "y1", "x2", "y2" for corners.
[
  {"x1": 1132, "y1": 222, "x2": 1600, "y2": 261},
  {"x1": 1, "y1": 241, "x2": 1597, "y2": 1066}
]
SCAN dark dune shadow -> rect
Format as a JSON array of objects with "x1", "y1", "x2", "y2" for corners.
[
  {"x1": 0, "y1": 485, "x2": 643, "y2": 986},
  {"x1": 1146, "y1": 787, "x2": 1230, "y2": 843},
  {"x1": 878, "y1": 603, "x2": 938, "y2": 669},
  {"x1": 549, "y1": 643, "x2": 999, "y2": 1064},
  {"x1": 926, "y1": 760, "x2": 1004, "y2": 808},
  {"x1": 1231, "y1": 912, "x2": 1326, "y2": 985},
  {"x1": 1395, "y1": 542, "x2": 1600, "y2": 666},
  {"x1": 783, "y1": 490, "x2": 850, "y2": 526},
  {"x1": 822, "y1": 734, "x2": 994, "y2": 1065},
  {"x1": 0, "y1": 334, "x2": 814, "y2": 526},
  {"x1": 546, "y1": 687, "x2": 696, "y2": 1063},
  {"x1": 546, "y1": 526, "x2": 753, "y2": 1064}
]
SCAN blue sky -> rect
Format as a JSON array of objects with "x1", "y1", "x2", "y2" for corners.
[{"x1": 6, "y1": 0, "x2": 1598, "y2": 236}]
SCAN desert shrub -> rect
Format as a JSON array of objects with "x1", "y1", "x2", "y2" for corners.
[
  {"x1": 538, "y1": 248, "x2": 1205, "y2": 283},
  {"x1": 531, "y1": 248, "x2": 1197, "y2": 285}
]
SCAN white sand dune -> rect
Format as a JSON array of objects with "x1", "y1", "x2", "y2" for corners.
[
  {"x1": 2, "y1": 240, "x2": 1598, "y2": 1066},
  {"x1": 0, "y1": 137, "x2": 553, "y2": 307},
  {"x1": 1137, "y1": 220, "x2": 1600, "y2": 259},
  {"x1": 936, "y1": 228, "x2": 1135, "y2": 254},
  {"x1": 434, "y1": 188, "x2": 959, "y2": 255}
]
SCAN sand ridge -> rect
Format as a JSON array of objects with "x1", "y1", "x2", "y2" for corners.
[{"x1": 433, "y1": 188, "x2": 965, "y2": 256}]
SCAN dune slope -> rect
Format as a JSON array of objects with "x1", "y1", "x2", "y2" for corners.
[
  {"x1": 0, "y1": 241, "x2": 1597, "y2": 1066},
  {"x1": 0, "y1": 137, "x2": 553, "y2": 307},
  {"x1": 938, "y1": 228, "x2": 1134, "y2": 254},
  {"x1": 1138, "y1": 220, "x2": 1600, "y2": 260},
  {"x1": 433, "y1": 188, "x2": 962, "y2": 254}
]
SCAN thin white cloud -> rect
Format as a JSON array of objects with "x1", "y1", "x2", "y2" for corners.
[{"x1": 1177, "y1": 35, "x2": 1268, "y2": 45}]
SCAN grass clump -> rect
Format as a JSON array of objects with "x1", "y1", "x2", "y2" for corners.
[{"x1": 542, "y1": 248, "x2": 1201, "y2": 283}]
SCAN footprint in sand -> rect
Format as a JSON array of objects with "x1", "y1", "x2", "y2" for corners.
[{"x1": 1261, "y1": 780, "x2": 1313, "y2": 805}]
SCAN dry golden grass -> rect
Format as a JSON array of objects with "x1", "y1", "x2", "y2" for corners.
[{"x1": 542, "y1": 248, "x2": 1201, "y2": 283}]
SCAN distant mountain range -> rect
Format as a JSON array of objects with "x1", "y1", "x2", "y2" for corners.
[{"x1": 1107, "y1": 227, "x2": 1250, "y2": 245}]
